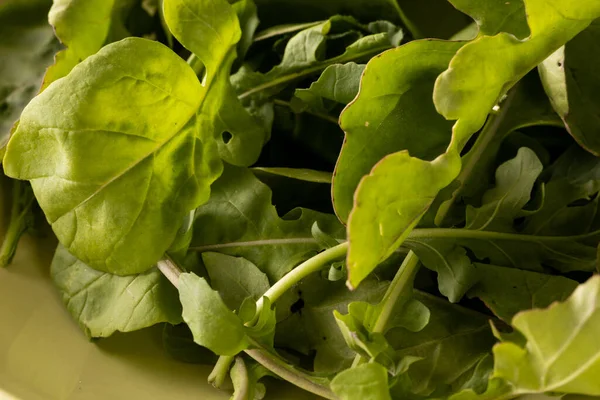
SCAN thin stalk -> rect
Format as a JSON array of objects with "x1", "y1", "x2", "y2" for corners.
[
  {"x1": 156, "y1": 255, "x2": 182, "y2": 287},
  {"x1": 372, "y1": 252, "x2": 420, "y2": 333},
  {"x1": 157, "y1": 252, "x2": 341, "y2": 400},
  {"x1": 435, "y1": 88, "x2": 518, "y2": 222},
  {"x1": 208, "y1": 355, "x2": 235, "y2": 389},
  {"x1": 186, "y1": 54, "x2": 204, "y2": 77},
  {"x1": 238, "y1": 45, "x2": 391, "y2": 100},
  {"x1": 272, "y1": 98, "x2": 339, "y2": 125},
  {"x1": 387, "y1": 0, "x2": 423, "y2": 39},
  {"x1": 408, "y1": 227, "x2": 600, "y2": 242},
  {"x1": 245, "y1": 338, "x2": 337, "y2": 400},
  {"x1": 0, "y1": 181, "x2": 34, "y2": 267},
  {"x1": 254, "y1": 242, "x2": 348, "y2": 318},
  {"x1": 351, "y1": 250, "x2": 420, "y2": 367}
]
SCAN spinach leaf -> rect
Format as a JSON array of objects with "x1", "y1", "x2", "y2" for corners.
[
  {"x1": 51, "y1": 244, "x2": 182, "y2": 338},
  {"x1": 4, "y1": 38, "x2": 222, "y2": 275},
  {"x1": 447, "y1": 0, "x2": 529, "y2": 38}
]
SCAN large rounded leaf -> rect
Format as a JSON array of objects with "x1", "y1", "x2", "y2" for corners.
[{"x1": 3, "y1": 38, "x2": 222, "y2": 274}]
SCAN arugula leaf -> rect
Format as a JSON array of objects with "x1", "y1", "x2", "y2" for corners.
[
  {"x1": 333, "y1": 40, "x2": 462, "y2": 222},
  {"x1": 191, "y1": 165, "x2": 344, "y2": 281},
  {"x1": 292, "y1": 62, "x2": 365, "y2": 114},
  {"x1": 330, "y1": 362, "x2": 392, "y2": 400},
  {"x1": 346, "y1": 151, "x2": 459, "y2": 288},
  {"x1": 179, "y1": 271, "x2": 249, "y2": 356},
  {"x1": 233, "y1": 16, "x2": 402, "y2": 106},
  {"x1": 275, "y1": 277, "x2": 388, "y2": 374},
  {"x1": 51, "y1": 244, "x2": 182, "y2": 338},
  {"x1": 4, "y1": 38, "x2": 222, "y2": 274},
  {"x1": 539, "y1": 20, "x2": 600, "y2": 155},
  {"x1": 465, "y1": 147, "x2": 543, "y2": 232},
  {"x1": 387, "y1": 292, "x2": 496, "y2": 397},
  {"x1": 203, "y1": 252, "x2": 270, "y2": 311},
  {"x1": 0, "y1": 0, "x2": 56, "y2": 153},
  {"x1": 164, "y1": 0, "x2": 267, "y2": 166},
  {"x1": 447, "y1": 0, "x2": 529, "y2": 38},
  {"x1": 434, "y1": 0, "x2": 600, "y2": 145},
  {"x1": 493, "y1": 275, "x2": 600, "y2": 395}
]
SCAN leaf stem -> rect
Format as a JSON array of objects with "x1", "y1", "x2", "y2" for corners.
[
  {"x1": 157, "y1": 253, "x2": 340, "y2": 399},
  {"x1": 0, "y1": 181, "x2": 34, "y2": 268},
  {"x1": 255, "y1": 242, "x2": 348, "y2": 314},
  {"x1": 244, "y1": 338, "x2": 337, "y2": 400},
  {"x1": 387, "y1": 0, "x2": 423, "y2": 39},
  {"x1": 208, "y1": 355, "x2": 235, "y2": 389},
  {"x1": 156, "y1": 255, "x2": 182, "y2": 287},
  {"x1": 407, "y1": 228, "x2": 600, "y2": 242},
  {"x1": 435, "y1": 88, "x2": 518, "y2": 223},
  {"x1": 351, "y1": 251, "x2": 421, "y2": 367},
  {"x1": 372, "y1": 252, "x2": 420, "y2": 333},
  {"x1": 272, "y1": 98, "x2": 339, "y2": 125}
]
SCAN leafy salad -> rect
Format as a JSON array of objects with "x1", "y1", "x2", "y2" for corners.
[{"x1": 2, "y1": 0, "x2": 600, "y2": 399}]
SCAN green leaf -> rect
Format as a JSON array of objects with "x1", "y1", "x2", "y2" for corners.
[
  {"x1": 275, "y1": 277, "x2": 388, "y2": 374},
  {"x1": 0, "y1": 0, "x2": 57, "y2": 151},
  {"x1": 43, "y1": 0, "x2": 118, "y2": 88},
  {"x1": 334, "y1": 305, "x2": 396, "y2": 366},
  {"x1": 4, "y1": 38, "x2": 222, "y2": 275},
  {"x1": 164, "y1": 0, "x2": 267, "y2": 166},
  {"x1": 239, "y1": 296, "x2": 276, "y2": 348},
  {"x1": 493, "y1": 275, "x2": 600, "y2": 395},
  {"x1": 346, "y1": 151, "x2": 460, "y2": 288},
  {"x1": 466, "y1": 147, "x2": 543, "y2": 232},
  {"x1": 190, "y1": 165, "x2": 344, "y2": 281},
  {"x1": 539, "y1": 20, "x2": 600, "y2": 155},
  {"x1": 434, "y1": 0, "x2": 600, "y2": 147},
  {"x1": 387, "y1": 292, "x2": 496, "y2": 397},
  {"x1": 330, "y1": 362, "x2": 392, "y2": 400},
  {"x1": 51, "y1": 244, "x2": 182, "y2": 338},
  {"x1": 179, "y1": 271, "x2": 249, "y2": 356},
  {"x1": 0, "y1": 180, "x2": 35, "y2": 267},
  {"x1": 202, "y1": 252, "x2": 270, "y2": 311},
  {"x1": 435, "y1": 74, "x2": 562, "y2": 225},
  {"x1": 465, "y1": 263, "x2": 578, "y2": 322},
  {"x1": 333, "y1": 40, "x2": 462, "y2": 222},
  {"x1": 292, "y1": 62, "x2": 365, "y2": 113},
  {"x1": 234, "y1": 16, "x2": 401, "y2": 105},
  {"x1": 447, "y1": 0, "x2": 529, "y2": 38}
]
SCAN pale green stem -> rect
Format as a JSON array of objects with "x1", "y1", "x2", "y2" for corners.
[
  {"x1": 351, "y1": 250, "x2": 420, "y2": 367},
  {"x1": 208, "y1": 355, "x2": 235, "y2": 389},
  {"x1": 245, "y1": 338, "x2": 337, "y2": 400},
  {"x1": 254, "y1": 242, "x2": 348, "y2": 317},
  {"x1": 0, "y1": 181, "x2": 34, "y2": 268},
  {"x1": 186, "y1": 54, "x2": 204, "y2": 76},
  {"x1": 272, "y1": 98, "x2": 339, "y2": 125}
]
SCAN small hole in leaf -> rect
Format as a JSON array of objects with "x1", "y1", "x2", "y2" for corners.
[
  {"x1": 290, "y1": 298, "x2": 305, "y2": 314},
  {"x1": 222, "y1": 131, "x2": 232, "y2": 144},
  {"x1": 557, "y1": 61, "x2": 562, "y2": 67}
]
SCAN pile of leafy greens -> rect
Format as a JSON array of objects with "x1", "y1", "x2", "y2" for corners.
[{"x1": 3, "y1": 0, "x2": 600, "y2": 399}]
